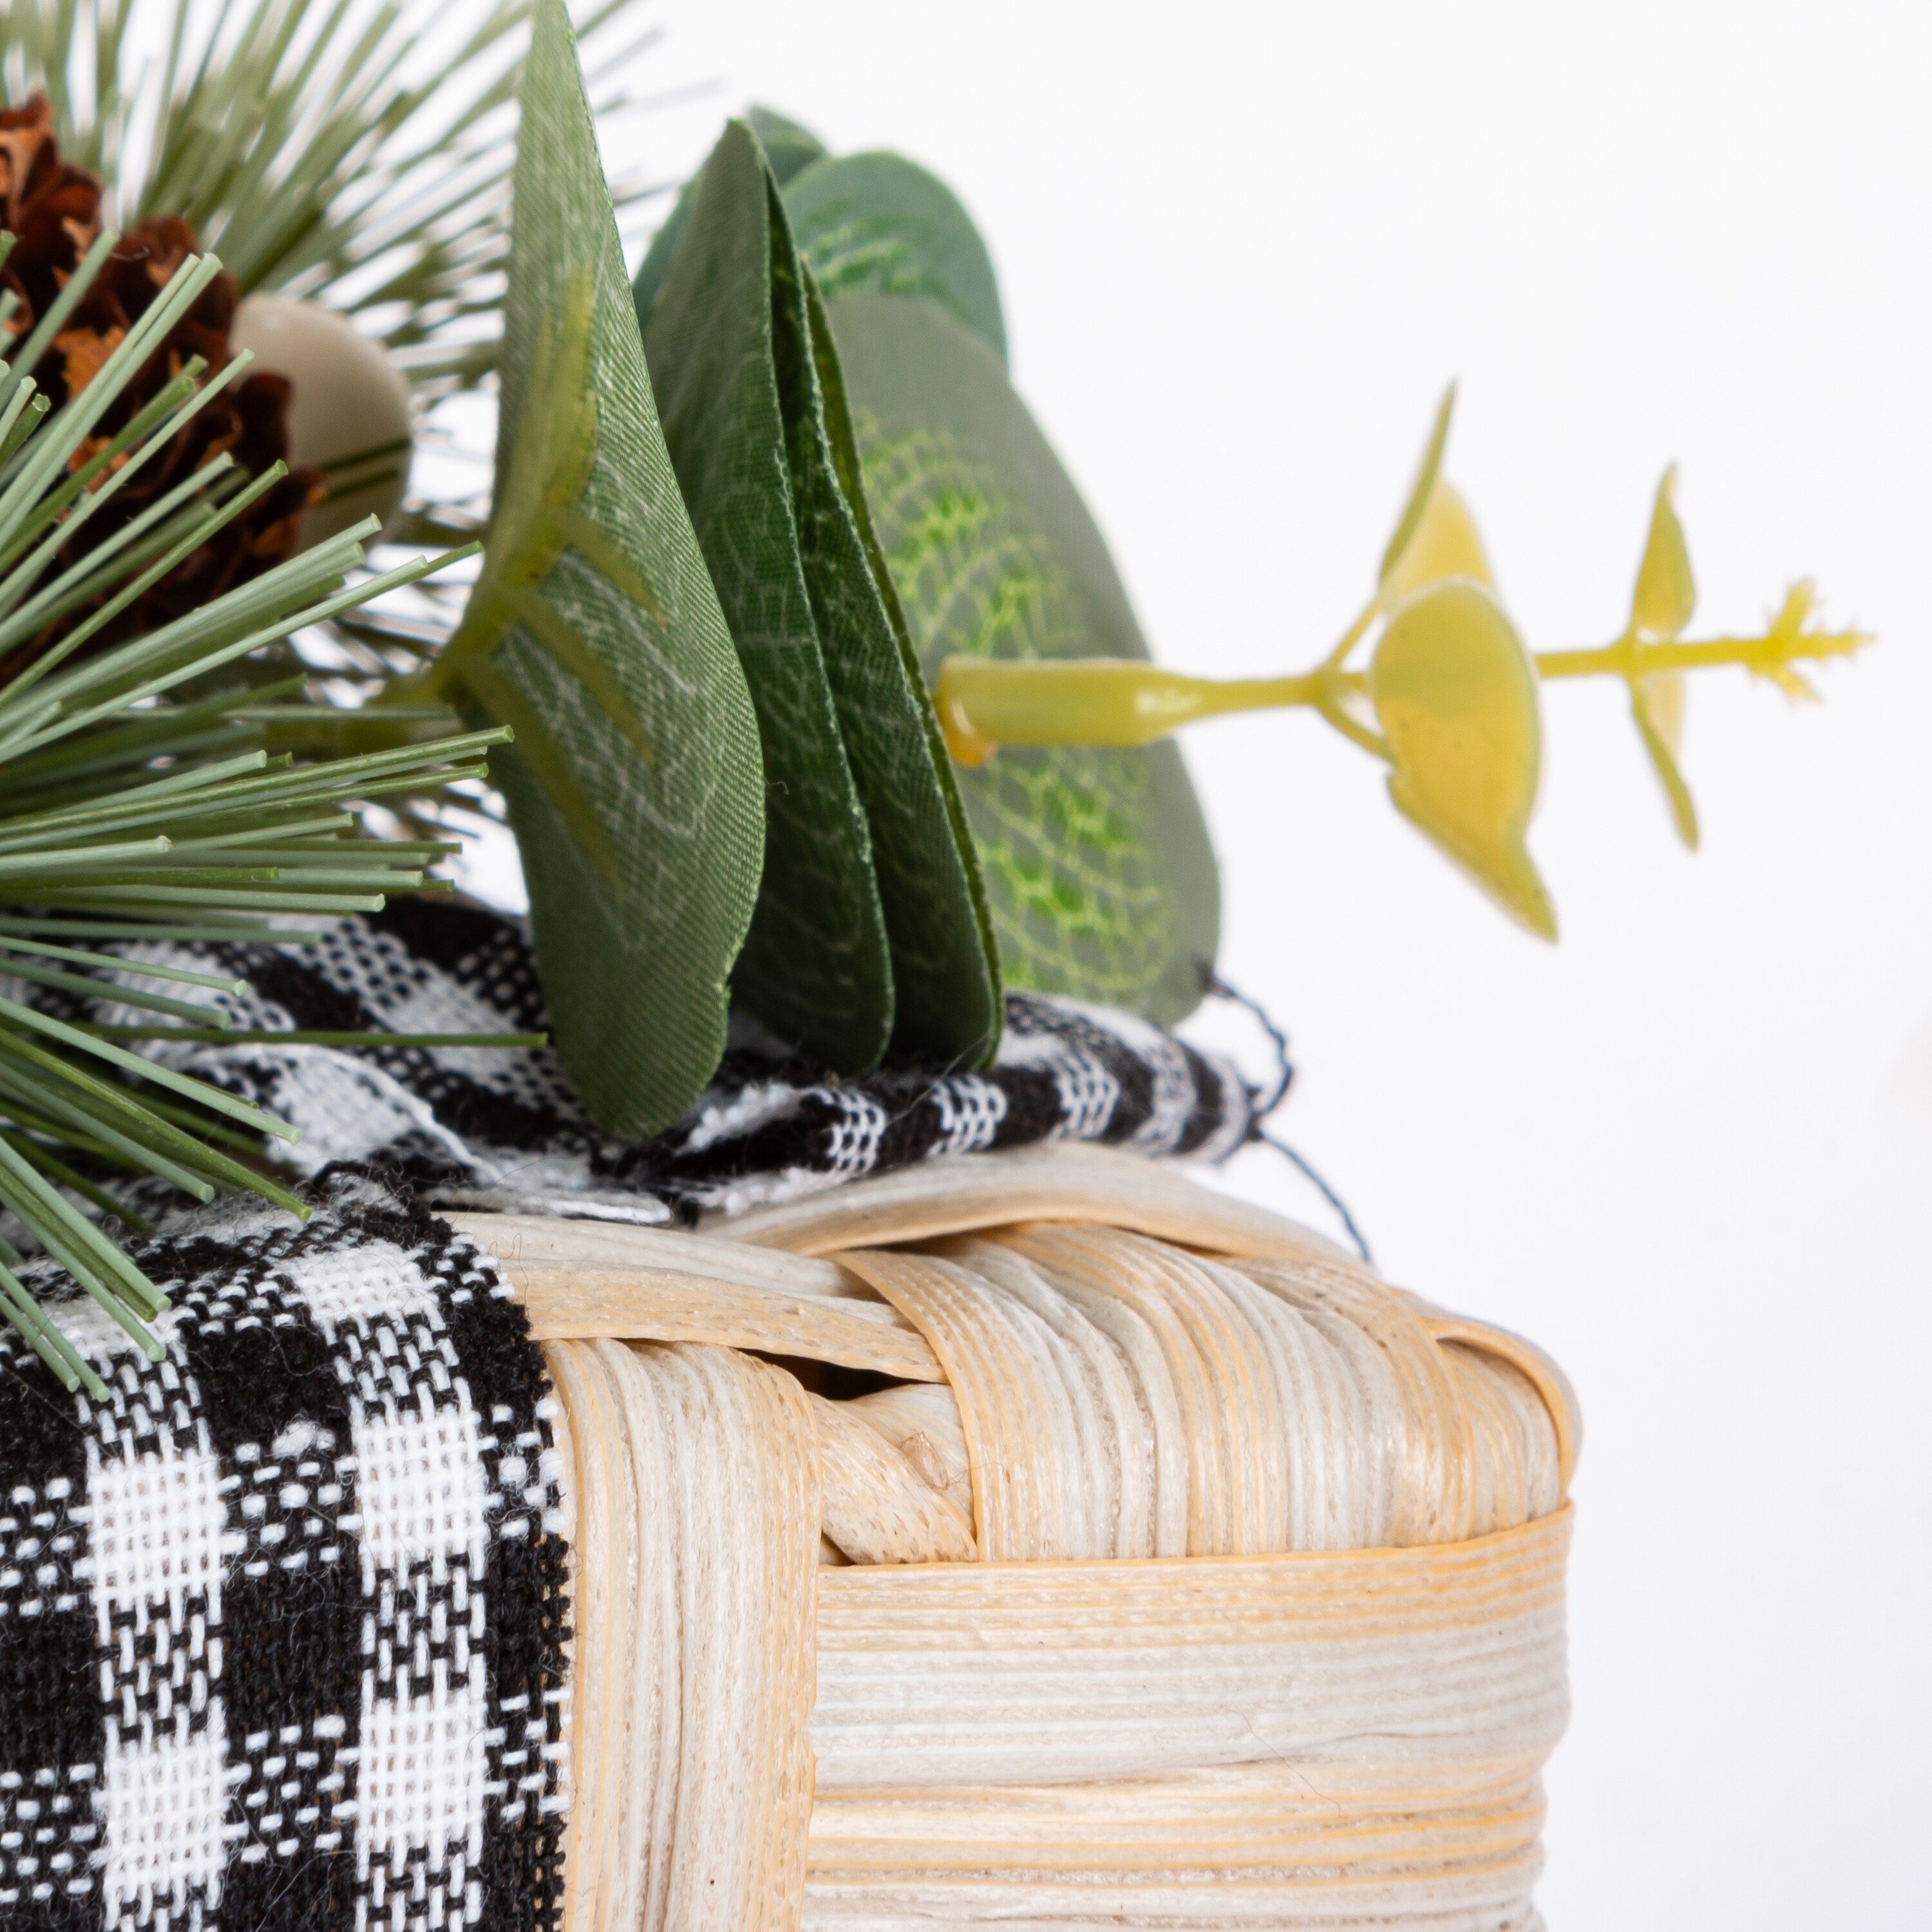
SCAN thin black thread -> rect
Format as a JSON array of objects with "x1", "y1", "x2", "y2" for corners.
[
  {"x1": 1196, "y1": 967, "x2": 1370, "y2": 1264},
  {"x1": 1259, "y1": 1130, "x2": 1374, "y2": 1268},
  {"x1": 1201, "y1": 967, "x2": 1294, "y2": 1121}
]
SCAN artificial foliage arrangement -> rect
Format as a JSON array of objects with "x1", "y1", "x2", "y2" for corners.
[
  {"x1": 0, "y1": 93, "x2": 320, "y2": 667},
  {"x1": 0, "y1": 224, "x2": 518, "y2": 1390},
  {"x1": 0, "y1": 3, "x2": 1870, "y2": 1928},
  {"x1": 1, "y1": 0, "x2": 653, "y2": 390},
  {"x1": 417, "y1": 27, "x2": 1861, "y2": 1135},
  {"x1": 3, "y1": 0, "x2": 660, "y2": 567}
]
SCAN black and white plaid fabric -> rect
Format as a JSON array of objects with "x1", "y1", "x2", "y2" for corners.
[
  {"x1": 20, "y1": 900, "x2": 1264, "y2": 1227},
  {"x1": 0, "y1": 1180, "x2": 569, "y2": 1931},
  {"x1": 0, "y1": 902, "x2": 1270, "y2": 1928}
]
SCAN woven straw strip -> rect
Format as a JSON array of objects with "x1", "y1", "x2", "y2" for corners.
[
  {"x1": 1095, "y1": 1238, "x2": 1303, "y2": 1553},
  {"x1": 805, "y1": 1762, "x2": 1548, "y2": 1927},
  {"x1": 840, "y1": 1231, "x2": 1562, "y2": 1563},
  {"x1": 708, "y1": 1142, "x2": 1347, "y2": 1259},
  {"x1": 946, "y1": 1242, "x2": 1162, "y2": 1557},
  {"x1": 458, "y1": 1214, "x2": 943, "y2": 1380},
  {"x1": 838, "y1": 1249, "x2": 1081, "y2": 1560},
  {"x1": 1448, "y1": 1343, "x2": 1565, "y2": 1537},
  {"x1": 1405, "y1": 1295, "x2": 1584, "y2": 1493},
  {"x1": 1233, "y1": 1255, "x2": 1480, "y2": 1547},
  {"x1": 990, "y1": 1226, "x2": 1224, "y2": 1555},
  {"x1": 547, "y1": 1340, "x2": 628, "y2": 1932},
  {"x1": 549, "y1": 1340, "x2": 820, "y2": 1931},
  {"x1": 838, "y1": 1384, "x2": 974, "y2": 1528},
  {"x1": 811, "y1": 1509, "x2": 1572, "y2": 1790},
  {"x1": 811, "y1": 1393, "x2": 976, "y2": 1565}
]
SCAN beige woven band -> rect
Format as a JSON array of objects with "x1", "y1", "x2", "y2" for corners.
[{"x1": 810, "y1": 1513, "x2": 1570, "y2": 1926}]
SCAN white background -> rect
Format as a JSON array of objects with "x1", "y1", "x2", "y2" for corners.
[{"x1": 618, "y1": 5, "x2": 1932, "y2": 1926}]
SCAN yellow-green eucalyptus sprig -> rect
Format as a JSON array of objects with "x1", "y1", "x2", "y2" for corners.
[{"x1": 934, "y1": 385, "x2": 1870, "y2": 938}]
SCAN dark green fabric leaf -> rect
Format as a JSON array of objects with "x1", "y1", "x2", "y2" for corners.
[
  {"x1": 825, "y1": 290, "x2": 1219, "y2": 1025},
  {"x1": 632, "y1": 105, "x2": 828, "y2": 337},
  {"x1": 747, "y1": 105, "x2": 828, "y2": 185},
  {"x1": 644, "y1": 120, "x2": 893, "y2": 1072},
  {"x1": 631, "y1": 187, "x2": 695, "y2": 343},
  {"x1": 782, "y1": 240, "x2": 1003, "y2": 1068},
  {"x1": 785, "y1": 151, "x2": 1008, "y2": 367},
  {"x1": 433, "y1": 0, "x2": 765, "y2": 1137}
]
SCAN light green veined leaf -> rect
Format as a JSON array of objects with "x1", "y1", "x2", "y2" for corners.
[
  {"x1": 414, "y1": 0, "x2": 764, "y2": 1137},
  {"x1": 785, "y1": 150, "x2": 1008, "y2": 367},
  {"x1": 825, "y1": 290, "x2": 1218, "y2": 1025}
]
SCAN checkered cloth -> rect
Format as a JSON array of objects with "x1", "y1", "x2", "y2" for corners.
[
  {"x1": 21, "y1": 900, "x2": 1263, "y2": 1226},
  {"x1": 0, "y1": 1180, "x2": 569, "y2": 1931},
  {"x1": 0, "y1": 902, "x2": 1267, "y2": 1928}
]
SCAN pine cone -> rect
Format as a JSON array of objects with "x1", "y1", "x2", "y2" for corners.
[{"x1": 0, "y1": 94, "x2": 323, "y2": 678}]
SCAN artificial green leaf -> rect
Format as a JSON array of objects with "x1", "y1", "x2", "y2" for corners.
[
  {"x1": 419, "y1": 0, "x2": 765, "y2": 1136},
  {"x1": 643, "y1": 120, "x2": 893, "y2": 1071},
  {"x1": 632, "y1": 199, "x2": 692, "y2": 344},
  {"x1": 794, "y1": 270, "x2": 1003, "y2": 1066},
  {"x1": 643, "y1": 123, "x2": 1000, "y2": 1069},
  {"x1": 632, "y1": 104, "x2": 829, "y2": 339},
  {"x1": 747, "y1": 106, "x2": 829, "y2": 186},
  {"x1": 785, "y1": 151, "x2": 1008, "y2": 367},
  {"x1": 824, "y1": 290, "x2": 1218, "y2": 1025},
  {"x1": 1370, "y1": 580, "x2": 1555, "y2": 939}
]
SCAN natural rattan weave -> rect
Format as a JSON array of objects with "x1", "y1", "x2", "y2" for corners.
[{"x1": 471, "y1": 1143, "x2": 1577, "y2": 1931}]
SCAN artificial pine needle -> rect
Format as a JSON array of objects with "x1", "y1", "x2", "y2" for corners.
[
  {"x1": 5, "y1": 0, "x2": 655, "y2": 391},
  {"x1": 0, "y1": 238, "x2": 529, "y2": 1383}
]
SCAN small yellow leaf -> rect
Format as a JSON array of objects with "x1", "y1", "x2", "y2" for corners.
[
  {"x1": 1642, "y1": 667, "x2": 1686, "y2": 754},
  {"x1": 1631, "y1": 464, "x2": 1694, "y2": 641},
  {"x1": 1380, "y1": 480, "x2": 1495, "y2": 609},
  {"x1": 1378, "y1": 382, "x2": 1457, "y2": 589},
  {"x1": 1370, "y1": 580, "x2": 1556, "y2": 939},
  {"x1": 1762, "y1": 663, "x2": 1821, "y2": 703},
  {"x1": 1767, "y1": 578, "x2": 1815, "y2": 641},
  {"x1": 1630, "y1": 680, "x2": 1698, "y2": 849}
]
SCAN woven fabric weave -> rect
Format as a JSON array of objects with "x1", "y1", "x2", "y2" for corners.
[
  {"x1": 0, "y1": 902, "x2": 1265, "y2": 1928},
  {"x1": 17, "y1": 900, "x2": 1260, "y2": 1226},
  {"x1": 0, "y1": 1179, "x2": 569, "y2": 1931}
]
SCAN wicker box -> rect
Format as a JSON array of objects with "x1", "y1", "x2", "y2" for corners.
[{"x1": 478, "y1": 1143, "x2": 1578, "y2": 1931}]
